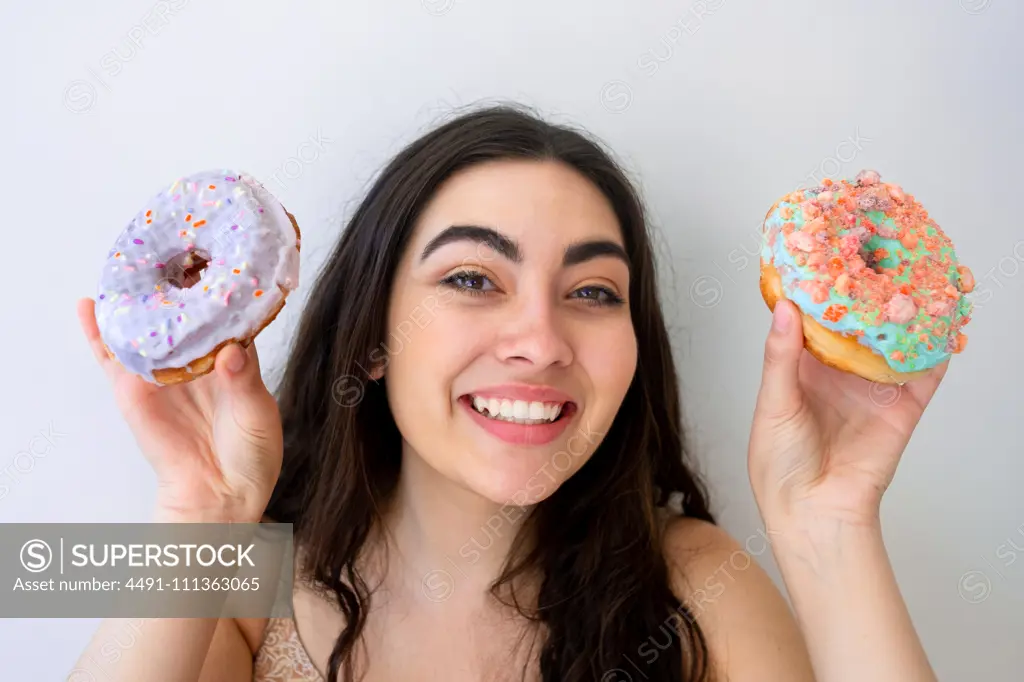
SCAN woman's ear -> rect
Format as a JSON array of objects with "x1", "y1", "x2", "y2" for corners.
[{"x1": 369, "y1": 364, "x2": 385, "y2": 381}]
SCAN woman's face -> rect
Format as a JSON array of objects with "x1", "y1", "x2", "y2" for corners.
[{"x1": 379, "y1": 159, "x2": 638, "y2": 505}]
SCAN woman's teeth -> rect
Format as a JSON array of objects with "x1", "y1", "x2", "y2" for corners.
[{"x1": 470, "y1": 396, "x2": 564, "y2": 425}]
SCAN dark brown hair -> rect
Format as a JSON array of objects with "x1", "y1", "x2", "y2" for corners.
[{"x1": 267, "y1": 102, "x2": 716, "y2": 681}]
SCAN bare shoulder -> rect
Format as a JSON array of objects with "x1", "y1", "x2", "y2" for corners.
[{"x1": 661, "y1": 516, "x2": 815, "y2": 681}]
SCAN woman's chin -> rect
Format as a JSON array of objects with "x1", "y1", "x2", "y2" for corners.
[{"x1": 461, "y1": 460, "x2": 567, "y2": 507}]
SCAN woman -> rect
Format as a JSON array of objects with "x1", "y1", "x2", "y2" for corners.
[{"x1": 74, "y1": 104, "x2": 945, "y2": 681}]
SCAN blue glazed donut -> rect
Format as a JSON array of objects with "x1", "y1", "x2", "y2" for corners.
[{"x1": 760, "y1": 170, "x2": 973, "y2": 383}]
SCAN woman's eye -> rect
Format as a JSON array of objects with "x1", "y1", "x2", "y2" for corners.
[
  {"x1": 440, "y1": 270, "x2": 495, "y2": 295},
  {"x1": 573, "y1": 285, "x2": 625, "y2": 307}
]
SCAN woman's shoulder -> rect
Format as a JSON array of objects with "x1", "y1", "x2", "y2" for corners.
[
  {"x1": 658, "y1": 513, "x2": 816, "y2": 680},
  {"x1": 659, "y1": 514, "x2": 771, "y2": 601}
]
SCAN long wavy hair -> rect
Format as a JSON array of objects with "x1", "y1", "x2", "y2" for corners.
[{"x1": 266, "y1": 103, "x2": 716, "y2": 682}]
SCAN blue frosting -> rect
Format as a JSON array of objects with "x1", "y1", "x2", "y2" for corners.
[{"x1": 761, "y1": 184, "x2": 972, "y2": 375}]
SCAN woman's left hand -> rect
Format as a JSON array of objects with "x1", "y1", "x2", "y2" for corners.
[{"x1": 747, "y1": 298, "x2": 948, "y2": 528}]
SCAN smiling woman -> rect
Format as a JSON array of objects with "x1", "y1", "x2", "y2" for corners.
[
  {"x1": 76, "y1": 102, "x2": 945, "y2": 682},
  {"x1": 257, "y1": 106, "x2": 725, "y2": 681}
]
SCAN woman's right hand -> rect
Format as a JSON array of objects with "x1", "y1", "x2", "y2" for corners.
[{"x1": 77, "y1": 298, "x2": 283, "y2": 524}]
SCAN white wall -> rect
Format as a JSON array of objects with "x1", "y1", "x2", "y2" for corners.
[{"x1": 2, "y1": 0, "x2": 1021, "y2": 679}]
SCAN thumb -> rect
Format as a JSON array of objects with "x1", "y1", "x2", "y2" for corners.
[
  {"x1": 210, "y1": 341, "x2": 282, "y2": 514},
  {"x1": 216, "y1": 341, "x2": 264, "y2": 392},
  {"x1": 214, "y1": 342, "x2": 278, "y2": 434},
  {"x1": 214, "y1": 341, "x2": 282, "y2": 464},
  {"x1": 755, "y1": 299, "x2": 804, "y2": 420}
]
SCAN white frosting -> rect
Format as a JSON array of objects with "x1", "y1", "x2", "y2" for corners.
[{"x1": 94, "y1": 170, "x2": 300, "y2": 383}]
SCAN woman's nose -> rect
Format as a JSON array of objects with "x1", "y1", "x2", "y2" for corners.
[{"x1": 492, "y1": 293, "x2": 574, "y2": 369}]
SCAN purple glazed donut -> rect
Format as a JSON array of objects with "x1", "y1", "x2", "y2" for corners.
[{"x1": 94, "y1": 170, "x2": 301, "y2": 384}]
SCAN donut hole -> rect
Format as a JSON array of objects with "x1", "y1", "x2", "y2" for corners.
[
  {"x1": 859, "y1": 234, "x2": 905, "y2": 276},
  {"x1": 164, "y1": 249, "x2": 211, "y2": 289}
]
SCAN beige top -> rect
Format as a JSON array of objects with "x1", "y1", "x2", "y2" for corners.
[
  {"x1": 253, "y1": 617, "x2": 325, "y2": 682},
  {"x1": 252, "y1": 539, "x2": 332, "y2": 682}
]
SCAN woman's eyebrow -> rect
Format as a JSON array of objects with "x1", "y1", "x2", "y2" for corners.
[{"x1": 419, "y1": 224, "x2": 629, "y2": 270}]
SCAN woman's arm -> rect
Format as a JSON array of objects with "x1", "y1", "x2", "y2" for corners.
[
  {"x1": 666, "y1": 515, "x2": 934, "y2": 682},
  {"x1": 72, "y1": 616, "x2": 252, "y2": 682},
  {"x1": 68, "y1": 509, "x2": 259, "y2": 682},
  {"x1": 769, "y1": 517, "x2": 934, "y2": 681},
  {"x1": 72, "y1": 300, "x2": 283, "y2": 681},
  {"x1": 741, "y1": 299, "x2": 946, "y2": 682}
]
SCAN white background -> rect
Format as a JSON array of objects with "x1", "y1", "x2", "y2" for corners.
[{"x1": 2, "y1": 0, "x2": 1021, "y2": 679}]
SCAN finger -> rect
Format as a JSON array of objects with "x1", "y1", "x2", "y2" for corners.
[
  {"x1": 755, "y1": 299, "x2": 805, "y2": 420},
  {"x1": 76, "y1": 298, "x2": 108, "y2": 364},
  {"x1": 76, "y1": 298, "x2": 125, "y2": 381},
  {"x1": 905, "y1": 357, "x2": 949, "y2": 407},
  {"x1": 234, "y1": 338, "x2": 264, "y2": 379},
  {"x1": 214, "y1": 342, "x2": 268, "y2": 395},
  {"x1": 244, "y1": 339, "x2": 262, "y2": 375}
]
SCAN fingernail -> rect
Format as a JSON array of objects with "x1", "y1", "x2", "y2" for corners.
[
  {"x1": 227, "y1": 346, "x2": 245, "y2": 374},
  {"x1": 772, "y1": 302, "x2": 792, "y2": 333}
]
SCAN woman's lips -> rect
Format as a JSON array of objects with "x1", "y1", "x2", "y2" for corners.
[{"x1": 458, "y1": 395, "x2": 576, "y2": 446}]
